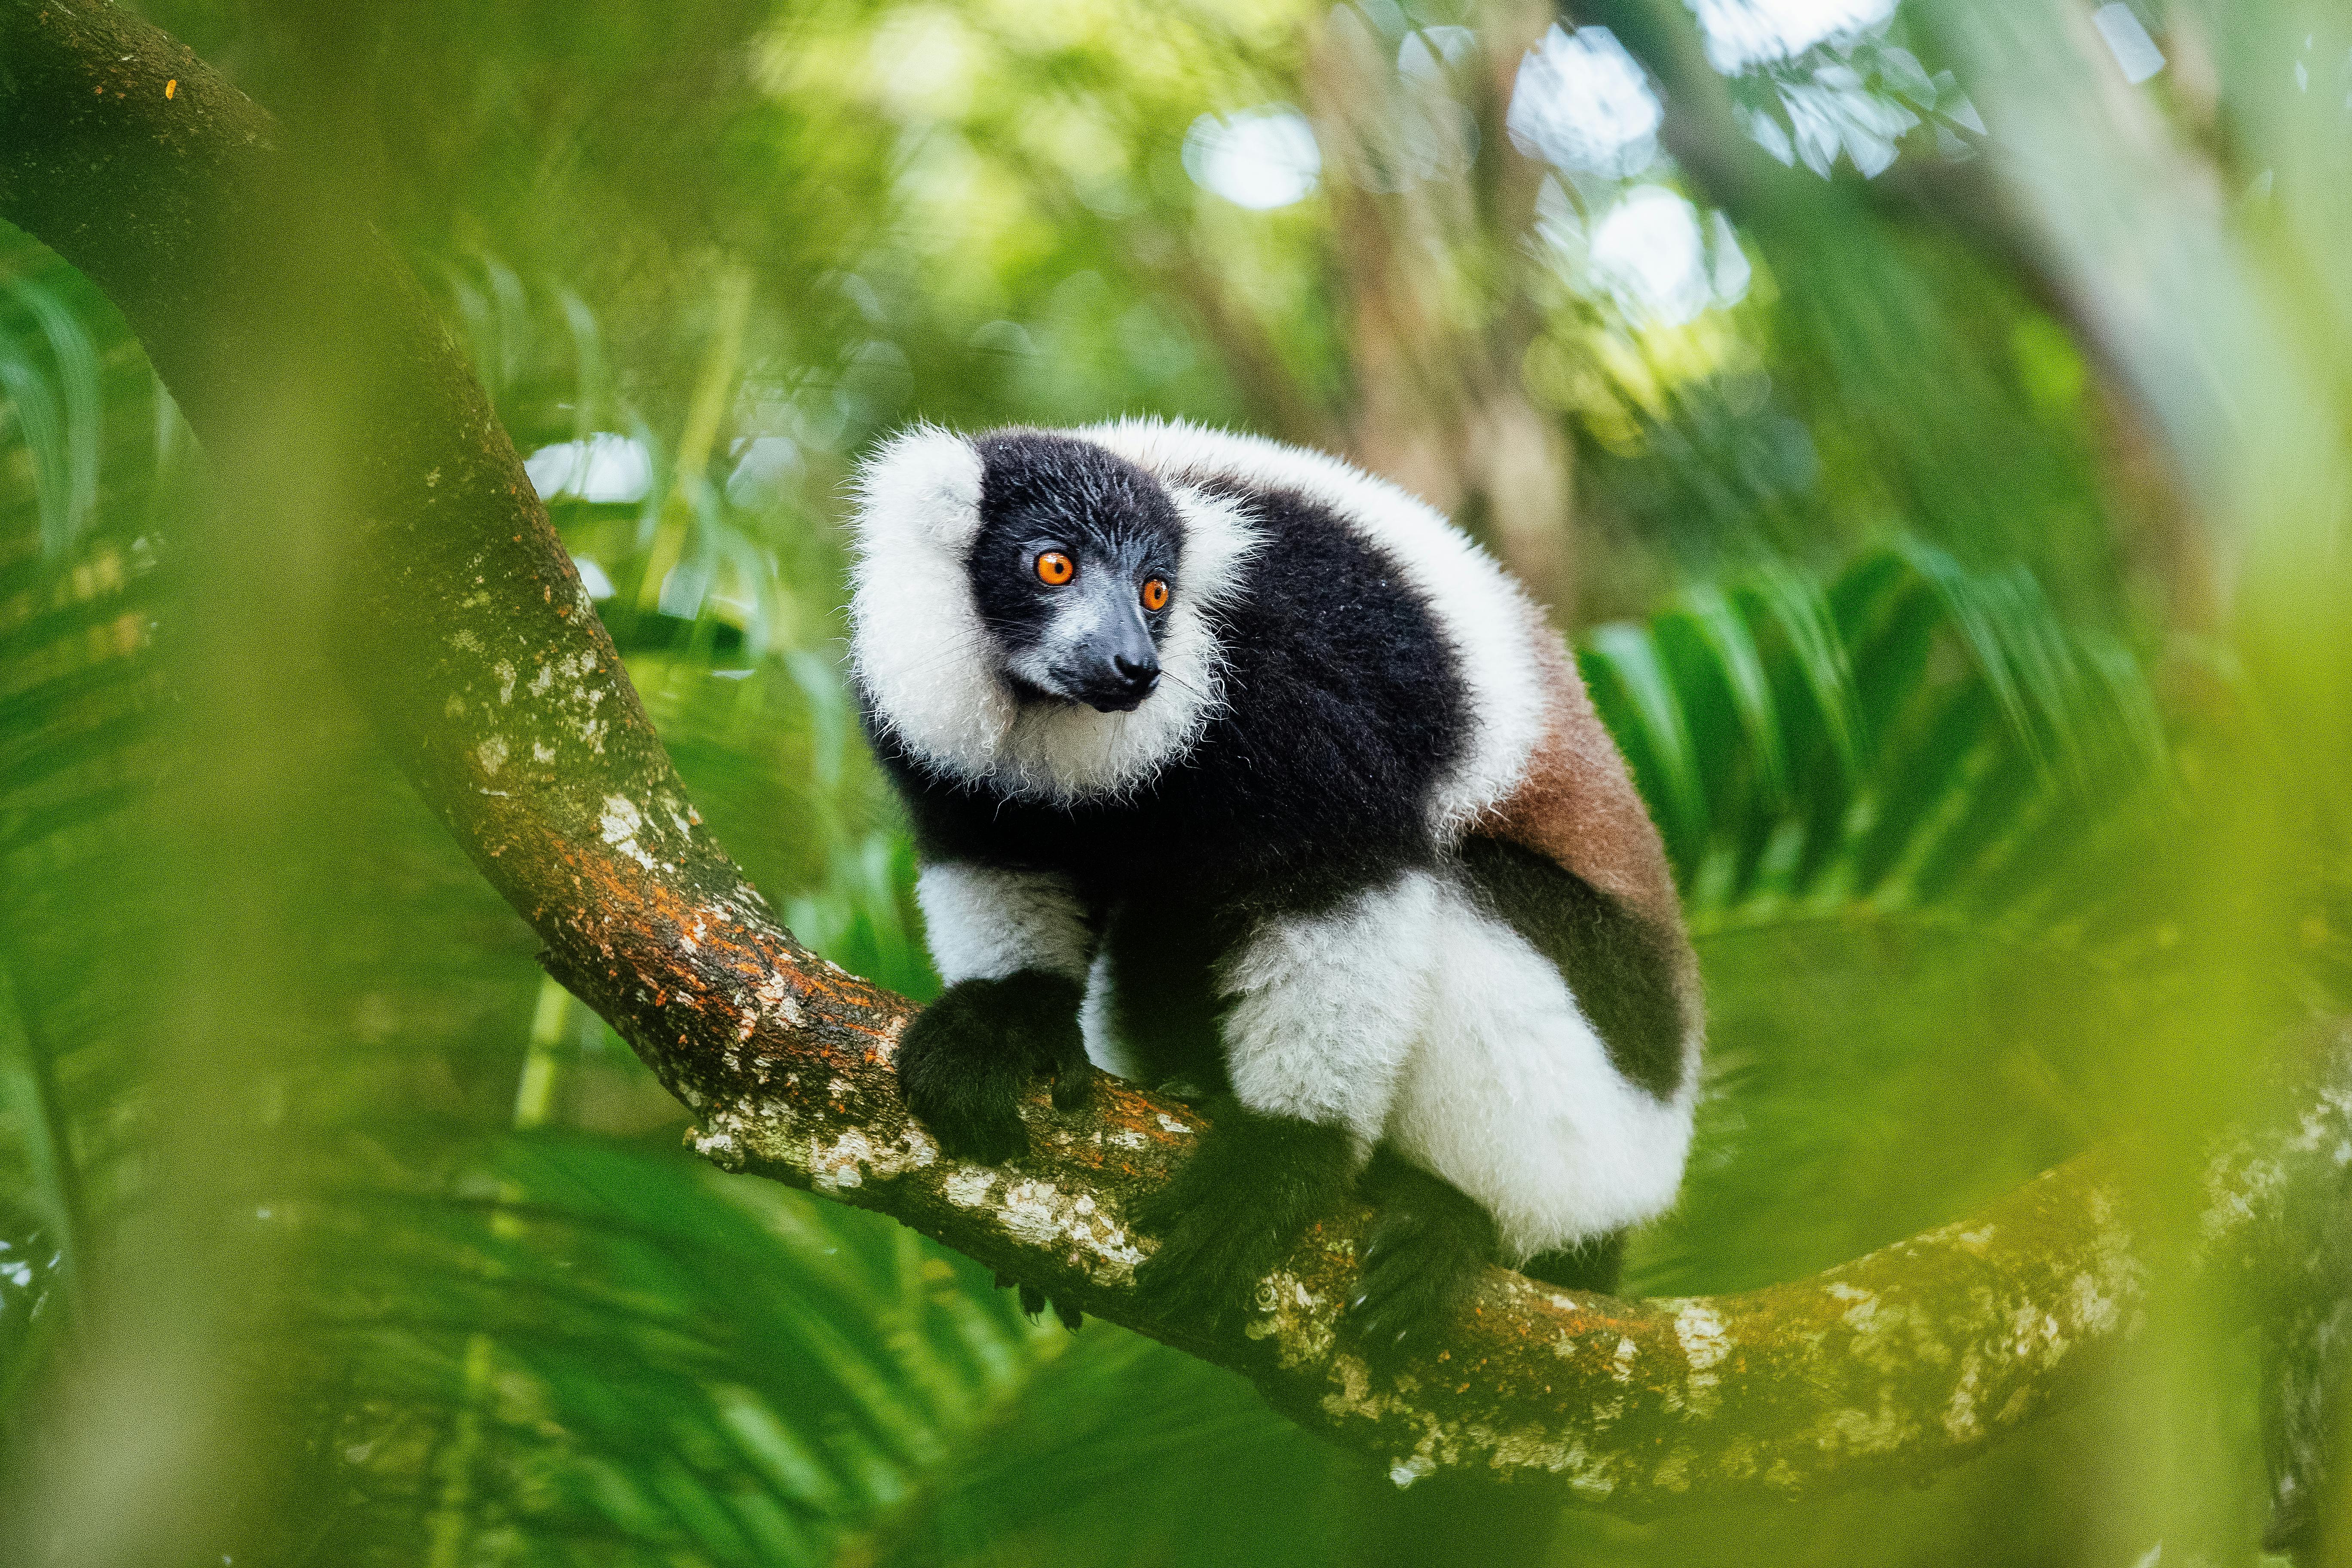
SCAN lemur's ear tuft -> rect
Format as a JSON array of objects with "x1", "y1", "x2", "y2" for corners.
[{"x1": 854, "y1": 425, "x2": 983, "y2": 551}]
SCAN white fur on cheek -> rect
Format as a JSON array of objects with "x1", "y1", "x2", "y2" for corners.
[
  {"x1": 915, "y1": 863, "x2": 1093, "y2": 985},
  {"x1": 1386, "y1": 877, "x2": 1694, "y2": 1262},
  {"x1": 1218, "y1": 871, "x2": 1440, "y2": 1145},
  {"x1": 848, "y1": 429, "x2": 1017, "y2": 779}
]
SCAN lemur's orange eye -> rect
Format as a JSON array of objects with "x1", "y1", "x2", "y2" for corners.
[
  {"x1": 1035, "y1": 551, "x2": 1075, "y2": 586},
  {"x1": 1141, "y1": 578, "x2": 1170, "y2": 612}
]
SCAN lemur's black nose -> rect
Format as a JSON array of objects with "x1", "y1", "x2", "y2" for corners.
[{"x1": 1078, "y1": 651, "x2": 1157, "y2": 713}]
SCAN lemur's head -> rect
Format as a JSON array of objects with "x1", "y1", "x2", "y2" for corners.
[
  {"x1": 848, "y1": 422, "x2": 1259, "y2": 803},
  {"x1": 965, "y1": 430, "x2": 1179, "y2": 715}
]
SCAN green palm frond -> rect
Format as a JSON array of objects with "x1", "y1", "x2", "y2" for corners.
[
  {"x1": 0, "y1": 232, "x2": 181, "y2": 1415},
  {"x1": 0, "y1": 265, "x2": 106, "y2": 556},
  {"x1": 292, "y1": 1128, "x2": 1054, "y2": 1566},
  {"x1": 1579, "y1": 542, "x2": 2170, "y2": 937}
]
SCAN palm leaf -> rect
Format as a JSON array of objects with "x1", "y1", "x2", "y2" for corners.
[{"x1": 1581, "y1": 542, "x2": 2170, "y2": 933}]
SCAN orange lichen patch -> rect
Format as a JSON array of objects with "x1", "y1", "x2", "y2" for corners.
[{"x1": 164, "y1": 78, "x2": 176, "y2": 98}]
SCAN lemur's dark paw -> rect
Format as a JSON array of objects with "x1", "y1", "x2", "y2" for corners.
[
  {"x1": 1345, "y1": 1157, "x2": 1498, "y2": 1366},
  {"x1": 1129, "y1": 1111, "x2": 1358, "y2": 1332},
  {"x1": 894, "y1": 973, "x2": 1085, "y2": 1164},
  {"x1": 896, "y1": 1018, "x2": 1032, "y2": 1162},
  {"x1": 1048, "y1": 1054, "x2": 1096, "y2": 1112},
  {"x1": 1130, "y1": 1204, "x2": 1284, "y2": 1331},
  {"x1": 1347, "y1": 1208, "x2": 1488, "y2": 1364}
]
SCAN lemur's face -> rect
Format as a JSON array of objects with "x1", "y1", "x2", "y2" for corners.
[{"x1": 967, "y1": 432, "x2": 1183, "y2": 714}]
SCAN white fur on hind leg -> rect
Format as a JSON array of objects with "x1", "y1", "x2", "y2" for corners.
[
  {"x1": 1385, "y1": 877, "x2": 1694, "y2": 1263},
  {"x1": 1219, "y1": 870, "x2": 1441, "y2": 1147}
]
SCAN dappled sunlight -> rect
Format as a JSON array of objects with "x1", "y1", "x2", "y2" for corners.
[
  {"x1": 1507, "y1": 25, "x2": 1662, "y2": 181},
  {"x1": 1692, "y1": 0, "x2": 1898, "y2": 73},
  {"x1": 1182, "y1": 107, "x2": 1322, "y2": 208}
]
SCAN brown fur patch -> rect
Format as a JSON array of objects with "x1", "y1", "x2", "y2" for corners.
[{"x1": 1473, "y1": 632, "x2": 1700, "y2": 1016}]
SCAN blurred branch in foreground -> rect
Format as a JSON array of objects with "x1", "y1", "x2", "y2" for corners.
[{"x1": 1, "y1": 0, "x2": 2346, "y2": 1522}]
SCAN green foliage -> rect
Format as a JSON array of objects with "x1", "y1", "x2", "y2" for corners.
[{"x1": 6, "y1": 0, "x2": 2346, "y2": 1562}]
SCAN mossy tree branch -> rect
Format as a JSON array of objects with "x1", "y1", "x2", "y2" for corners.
[{"x1": 0, "y1": 0, "x2": 2338, "y2": 1512}]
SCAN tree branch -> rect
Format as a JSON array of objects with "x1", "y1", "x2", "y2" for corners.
[{"x1": 0, "y1": 0, "x2": 2337, "y2": 1511}]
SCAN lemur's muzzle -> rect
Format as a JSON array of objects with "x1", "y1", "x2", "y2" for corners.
[{"x1": 1067, "y1": 600, "x2": 1160, "y2": 712}]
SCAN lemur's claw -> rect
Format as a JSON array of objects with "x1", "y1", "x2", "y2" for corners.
[{"x1": 1130, "y1": 1107, "x2": 1359, "y2": 1333}]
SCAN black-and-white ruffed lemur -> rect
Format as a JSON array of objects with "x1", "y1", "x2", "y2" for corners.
[{"x1": 847, "y1": 420, "x2": 1702, "y2": 1350}]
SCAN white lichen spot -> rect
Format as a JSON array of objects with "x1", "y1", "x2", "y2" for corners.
[
  {"x1": 827, "y1": 1078, "x2": 853, "y2": 1100},
  {"x1": 943, "y1": 1168, "x2": 995, "y2": 1207},
  {"x1": 1109, "y1": 1129, "x2": 1148, "y2": 1150},
  {"x1": 808, "y1": 1125, "x2": 935, "y2": 1191},
  {"x1": 1830, "y1": 1284, "x2": 1882, "y2": 1333},
  {"x1": 599, "y1": 794, "x2": 656, "y2": 871},
  {"x1": 495, "y1": 661, "x2": 517, "y2": 704},
  {"x1": 754, "y1": 971, "x2": 803, "y2": 1028},
  {"x1": 1652, "y1": 1447, "x2": 1693, "y2": 1491},
  {"x1": 1943, "y1": 1351, "x2": 1984, "y2": 1440},
  {"x1": 1610, "y1": 1335, "x2": 1638, "y2": 1382},
  {"x1": 982, "y1": 1178, "x2": 1149, "y2": 1282},
  {"x1": 2070, "y1": 1271, "x2": 2121, "y2": 1335},
  {"x1": 444, "y1": 693, "x2": 466, "y2": 718},
  {"x1": 530, "y1": 662, "x2": 556, "y2": 696},
  {"x1": 1673, "y1": 1302, "x2": 1730, "y2": 1371},
  {"x1": 450, "y1": 628, "x2": 482, "y2": 653},
  {"x1": 2203, "y1": 1150, "x2": 2285, "y2": 1244},
  {"x1": 691, "y1": 1126, "x2": 744, "y2": 1169},
  {"x1": 1156, "y1": 1115, "x2": 1193, "y2": 1136},
  {"x1": 1821, "y1": 1396, "x2": 1917, "y2": 1455},
  {"x1": 1955, "y1": 1225, "x2": 1997, "y2": 1253},
  {"x1": 532, "y1": 742, "x2": 555, "y2": 764},
  {"x1": 478, "y1": 735, "x2": 508, "y2": 777}
]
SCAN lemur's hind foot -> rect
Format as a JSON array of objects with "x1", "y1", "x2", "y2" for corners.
[{"x1": 1346, "y1": 1155, "x2": 1498, "y2": 1365}]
